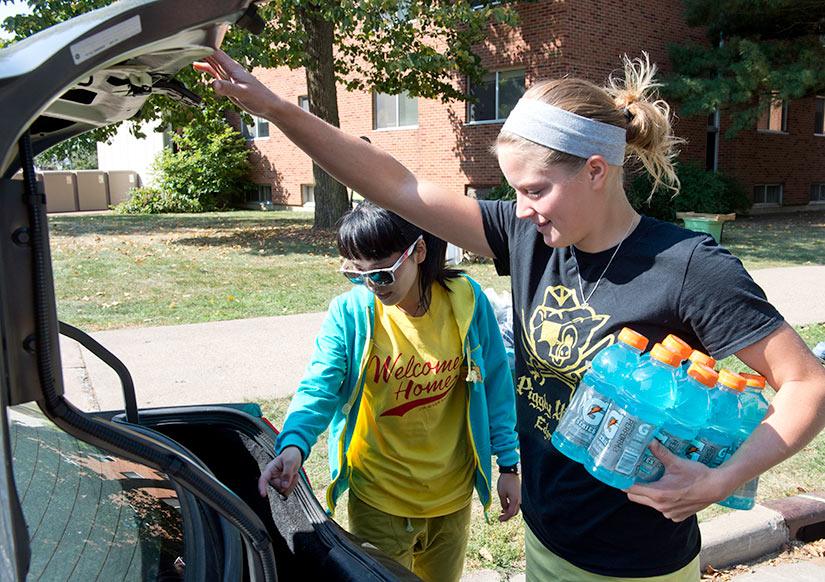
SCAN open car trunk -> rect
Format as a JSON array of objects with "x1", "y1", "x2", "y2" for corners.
[{"x1": 110, "y1": 405, "x2": 420, "y2": 582}]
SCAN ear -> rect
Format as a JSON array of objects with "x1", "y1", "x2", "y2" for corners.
[
  {"x1": 414, "y1": 238, "x2": 427, "y2": 264},
  {"x1": 585, "y1": 155, "x2": 610, "y2": 190}
]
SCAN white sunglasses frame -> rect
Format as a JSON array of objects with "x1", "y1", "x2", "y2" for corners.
[{"x1": 339, "y1": 234, "x2": 424, "y2": 286}]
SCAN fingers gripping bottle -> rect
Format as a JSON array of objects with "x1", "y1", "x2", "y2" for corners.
[
  {"x1": 688, "y1": 370, "x2": 746, "y2": 469},
  {"x1": 552, "y1": 328, "x2": 649, "y2": 464},
  {"x1": 586, "y1": 343, "x2": 680, "y2": 489},
  {"x1": 718, "y1": 373, "x2": 770, "y2": 509},
  {"x1": 635, "y1": 363, "x2": 717, "y2": 483}
]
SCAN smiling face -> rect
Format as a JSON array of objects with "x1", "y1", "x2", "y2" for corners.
[{"x1": 498, "y1": 145, "x2": 598, "y2": 249}]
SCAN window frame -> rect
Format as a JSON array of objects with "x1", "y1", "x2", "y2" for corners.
[
  {"x1": 753, "y1": 183, "x2": 783, "y2": 206},
  {"x1": 301, "y1": 183, "x2": 315, "y2": 206},
  {"x1": 240, "y1": 115, "x2": 270, "y2": 140},
  {"x1": 372, "y1": 91, "x2": 418, "y2": 131},
  {"x1": 246, "y1": 184, "x2": 271, "y2": 204},
  {"x1": 814, "y1": 96, "x2": 825, "y2": 135},
  {"x1": 810, "y1": 183, "x2": 825, "y2": 204},
  {"x1": 466, "y1": 67, "x2": 526, "y2": 125},
  {"x1": 756, "y1": 93, "x2": 788, "y2": 133}
]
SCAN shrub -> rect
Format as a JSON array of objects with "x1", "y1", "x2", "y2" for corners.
[
  {"x1": 117, "y1": 117, "x2": 252, "y2": 213},
  {"x1": 486, "y1": 176, "x2": 516, "y2": 201},
  {"x1": 114, "y1": 187, "x2": 205, "y2": 214},
  {"x1": 627, "y1": 160, "x2": 751, "y2": 222}
]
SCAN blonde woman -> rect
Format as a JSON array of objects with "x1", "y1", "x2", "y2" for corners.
[{"x1": 197, "y1": 52, "x2": 825, "y2": 581}]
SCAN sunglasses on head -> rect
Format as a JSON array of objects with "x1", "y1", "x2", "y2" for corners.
[{"x1": 340, "y1": 234, "x2": 423, "y2": 286}]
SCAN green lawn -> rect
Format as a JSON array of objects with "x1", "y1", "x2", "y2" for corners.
[{"x1": 48, "y1": 209, "x2": 825, "y2": 330}]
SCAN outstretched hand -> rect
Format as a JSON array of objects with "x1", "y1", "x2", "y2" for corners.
[
  {"x1": 497, "y1": 473, "x2": 521, "y2": 522},
  {"x1": 194, "y1": 50, "x2": 280, "y2": 118},
  {"x1": 258, "y1": 446, "x2": 303, "y2": 499},
  {"x1": 624, "y1": 440, "x2": 733, "y2": 522}
]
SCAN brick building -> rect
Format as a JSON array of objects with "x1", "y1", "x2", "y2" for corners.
[{"x1": 242, "y1": 0, "x2": 825, "y2": 212}]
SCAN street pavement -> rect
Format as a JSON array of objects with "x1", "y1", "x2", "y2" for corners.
[{"x1": 57, "y1": 264, "x2": 825, "y2": 581}]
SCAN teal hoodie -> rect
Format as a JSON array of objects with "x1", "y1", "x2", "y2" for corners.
[{"x1": 275, "y1": 274, "x2": 519, "y2": 519}]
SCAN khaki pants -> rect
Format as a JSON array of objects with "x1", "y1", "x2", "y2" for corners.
[
  {"x1": 347, "y1": 493, "x2": 472, "y2": 582},
  {"x1": 525, "y1": 523, "x2": 700, "y2": 582}
]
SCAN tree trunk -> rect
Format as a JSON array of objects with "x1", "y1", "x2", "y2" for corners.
[{"x1": 297, "y1": 7, "x2": 351, "y2": 229}]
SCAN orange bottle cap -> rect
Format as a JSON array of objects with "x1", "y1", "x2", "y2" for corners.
[
  {"x1": 687, "y1": 362, "x2": 718, "y2": 388},
  {"x1": 740, "y1": 372, "x2": 766, "y2": 390},
  {"x1": 662, "y1": 334, "x2": 692, "y2": 360},
  {"x1": 650, "y1": 343, "x2": 681, "y2": 368},
  {"x1": 718, "y1": 369, "x2": 746, "y2": 392},
  {"x1": 688, "y1": 350, "x2": 716, "y2": 369},
  {"x1": 618, "y1": 327, "x2": 649, "y2": 351}
]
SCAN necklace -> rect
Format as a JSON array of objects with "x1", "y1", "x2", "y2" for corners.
[{"x1": 570, "y1": 215, "x2": 638, "y2": 307}]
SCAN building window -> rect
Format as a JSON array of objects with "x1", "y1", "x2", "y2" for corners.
[
  {"x1": 753, "y1": 184, "x2": 782, "y2": 205},
  {"x1": 811, "y1": 183, "x2": 825, "y2": 203},
  {"x1": 241, "y1": 115, "x2": 269, "y2": 140},
  {"x1": 756, "y1": 93, "x2": 787, "y2": 132},
  {"x1": 815, "y1": 97, "x2": 825, "y2": 135},
  {"x1": 301, "y1": 184, "x2": 315, "y2": 205},
  {"x1": 373, "y1": 92, "x2": 418, "y2": 129},
  {"x1": 299, "y1": 95, "x2": 310, "y2": 111},
  {"x1": 467, "y1": 68, "x2": 525, "y2": 123},
  {"x1": 465, "y1": 185, "x2": 494, "y2": 200},
  {"x1": 247, "y1": 184, "x2": 271, "y2": 203}
]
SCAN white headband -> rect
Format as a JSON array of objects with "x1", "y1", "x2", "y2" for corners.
[{"x1": 501, "y1": 98, "x2": 627, "y2": 165}]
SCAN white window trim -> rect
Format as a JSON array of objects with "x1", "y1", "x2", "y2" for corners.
[
  {"x1": 241, "y1": 115, "x2": 270, "y2": 141},
  {"x1": 466, "y1": 68, "x2": 525, "y2": 125},
  {"x1": 373, "y1": 92, "x2": 418, "y2": 130}
]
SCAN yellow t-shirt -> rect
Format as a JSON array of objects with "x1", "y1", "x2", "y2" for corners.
[{"x1": 348, "y1": 283, "x2": 475, "y2": 517}]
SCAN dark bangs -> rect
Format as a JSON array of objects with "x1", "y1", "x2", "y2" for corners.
[{"x1": 336, "y1": 202, "x2": 420, "y2": 261}]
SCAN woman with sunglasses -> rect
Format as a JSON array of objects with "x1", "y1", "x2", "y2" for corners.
[{"x1": 258, "y1": 201, "x2": 521, "y2": 582}]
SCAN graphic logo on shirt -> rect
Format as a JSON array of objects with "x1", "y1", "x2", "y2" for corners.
[
  {"x1": 514, "y1": 285, "x2": 615, "y2": 441},
  {"x1": 368, "y1": 353, "x2": 462, "y2": 418}
]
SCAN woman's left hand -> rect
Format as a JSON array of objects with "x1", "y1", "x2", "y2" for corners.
[
  {"x1": 624, "y1": 440, "x2": 732, "y2": 522},
  {"x1": 497, "y1": 473, "x2": 522, "y2": 522}
]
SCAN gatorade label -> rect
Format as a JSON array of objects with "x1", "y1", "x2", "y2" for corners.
[
  {"x1": 555, "y1": 381, "x2": 610, "y2": 448},
  {"x1": 688, "y1": 437, "x2": 729, "y2": 468},
  {"x1": 588, "y1": 404, "x2": 654, "y2": 477},
  {"x1": 637, "y1": 430, "x2": 692, "y2": 482}
]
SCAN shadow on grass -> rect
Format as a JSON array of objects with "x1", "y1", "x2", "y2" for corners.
[{"x1": 48, "y1": 211, "x2": 340, "y2": 256}]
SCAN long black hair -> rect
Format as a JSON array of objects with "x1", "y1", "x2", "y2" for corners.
[{"x1": 336, "y1": 201, "x2": 463, "y2": 305}]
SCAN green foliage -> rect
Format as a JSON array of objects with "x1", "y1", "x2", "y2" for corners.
[
  {"x1": 666, "y1": 0, "x2": 825, "y2": 135},
  {"x1": 113, "y1": 187, "x2": 204, "y2": 214},
  {"x1": 114, "y1": 118, "x2": 251, "y2": 214},
  {"x1": 627, "y1": 161, "x2": 751, "y2": 221},
  {"x1": 486, "y1": 176, "x2": 516, "y2": 201},
  {"x1": 35, "y1": 134, "x2": 99, "y2": 170}
]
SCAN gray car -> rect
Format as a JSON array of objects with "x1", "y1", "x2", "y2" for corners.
[{"x1": 0, "y1": 2, "x2": 421, "y2": 581}]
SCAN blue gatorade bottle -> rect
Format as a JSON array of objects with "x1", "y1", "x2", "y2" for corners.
[
  {"x1": 688, "y1": 369, "x2": 745, "y2": 468},
  {"x1": 586, "y1": 343, "x2": 680, "y2": 489},
  {"x1": 719, "y1": 373, "x2": 770, "y2": 509},
  {"x1": 553, "y1": 327, "x2": 649, "y2": 464},
  {"x1": 635, "y1": 362, "x2": 717, "y2": 482},
  {"x1": 662, "y1": 334, "x2": 693, "y2": 379},
  {"x1": 687, "y1": 349, "x2": 716, "y2": 374}
]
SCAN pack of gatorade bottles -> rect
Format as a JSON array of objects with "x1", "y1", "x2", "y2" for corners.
[{"x1": 551, "y1": 327, "x2": 770, "y2": 510}]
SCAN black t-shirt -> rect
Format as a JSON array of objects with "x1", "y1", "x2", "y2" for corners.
[{"x1": 479, "y1": 200, "x2": 784, "y2": 577}]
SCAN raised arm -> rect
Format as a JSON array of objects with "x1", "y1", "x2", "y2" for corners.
[{"x1": 195, "y1": 50, "x2": 493, "y2": 257}]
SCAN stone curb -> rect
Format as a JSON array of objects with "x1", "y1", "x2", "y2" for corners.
[{"x1": 700, "y1": 490, "x2": 825, "y2": 571}]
